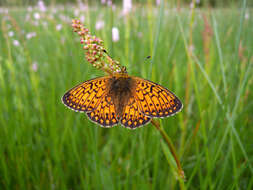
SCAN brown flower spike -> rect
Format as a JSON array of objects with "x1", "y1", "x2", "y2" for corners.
[{"x1": 72, "y1": 19, "x2": 122, "y2": 74}]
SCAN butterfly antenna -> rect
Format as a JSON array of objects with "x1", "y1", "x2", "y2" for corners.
[
  {"x1": 103, "y1": 49, "x2": 112, "y2": 58},
  {"x1": 144, "y1": 55, "x2": 151, "y2": 65}
]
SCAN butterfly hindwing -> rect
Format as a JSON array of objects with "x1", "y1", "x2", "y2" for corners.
[
  {"x1": 121, "y1": 96, "x2": 151, "y2": 129},
  {"x1": 86, "y1": 96, "x2": 119, "y2": 127},
  {"x1": 133, "y1": 77, "x2": 183, "y2": 118},
  {"x1": 62, "y1": 76, "x2": 110, "y2": 112}
]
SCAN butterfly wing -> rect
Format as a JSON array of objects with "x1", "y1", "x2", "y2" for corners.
[
  {"x1": 62, "y1": 76, "x2": 110, "y2": 112},
  {"x1": 133, "y1": 77, "x2": 183, "y2": 118},
  {"x1": 120, "y1": 96, "x2": 151, "y2": 129},
  {"x1": 86, "y1": 96, "x2": 119, "y2": 127}
]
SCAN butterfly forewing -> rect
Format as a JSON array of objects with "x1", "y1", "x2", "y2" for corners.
[
  {"x1": 121, "y1": 96, "x2": 151, "y2": 129},
  {"x1": 62, "y1": 76, "x2": 110, "y2": 112},
  {"x1": 133, "y1": 77, "x2": 183, "y2": 118}
]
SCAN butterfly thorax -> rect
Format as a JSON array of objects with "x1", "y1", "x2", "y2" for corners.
[{"x1": 108, "y1": 74, "x2": 136, "y2": 119}]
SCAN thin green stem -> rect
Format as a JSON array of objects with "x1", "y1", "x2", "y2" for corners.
[{"x1": 151, "y1": 119, "x2": 185, "y2": 181}]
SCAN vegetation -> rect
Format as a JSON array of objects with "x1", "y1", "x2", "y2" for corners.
[
  {"x1": 1, "y1": 0, "x2": 252, "y2": 7},
  {"x1": 0, "y1": 1, "x2": 252, "y2": 189}
]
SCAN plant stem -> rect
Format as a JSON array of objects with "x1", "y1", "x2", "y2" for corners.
[{"x1": 151, "y1": 119, "x2": 185, "y2": 180}]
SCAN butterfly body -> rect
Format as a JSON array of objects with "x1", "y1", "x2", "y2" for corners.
[
  {"x1": 62, "y1": 72, "x2": 182, "y2": 129},
  {"x1": 108, "y1": 73, "x2": 136, "y2": 119}
]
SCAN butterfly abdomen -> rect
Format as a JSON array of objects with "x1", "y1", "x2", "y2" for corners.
[{"x1": 108, "y1": 76, "x2": 136, "y2": 118}]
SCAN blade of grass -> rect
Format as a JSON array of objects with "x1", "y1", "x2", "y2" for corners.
[
  {"x1": 214, "y1": 61, "x2": 253, "y2": 174},
  {"x1": 151, "y1": 119, "x2": 185, "y2": 181},
  {"x1": 235, "y1": 0, "x2": 247, "y2": 71},
  {"x1": 192, "y1": 54, "x2": 223, "y2": 107},
  {"x1": 212, "y1": 14, "x2": 227, "y2": 96},
  {"x1": 148, "y1": 0, "x2": 164, "y2": 79}
]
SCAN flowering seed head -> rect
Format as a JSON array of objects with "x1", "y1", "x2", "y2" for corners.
[{"x1": 72, "y1": 19, "x2": 125, "y2": 74}]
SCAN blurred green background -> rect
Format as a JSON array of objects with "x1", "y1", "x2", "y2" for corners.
[
  {"x1": 1, "y1": 0, "x2": 253, "y2": 7},
  {"x1": 0, "y1": 0, "x2": 252, "y2": 189}
]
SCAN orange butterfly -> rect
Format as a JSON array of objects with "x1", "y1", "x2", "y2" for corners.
[{"x1": 62, "y1": 68, "x2": 183, "y2": 129}]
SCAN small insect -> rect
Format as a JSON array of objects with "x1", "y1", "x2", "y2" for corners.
[{"x1": 62, "y1": 67, "x2": 183, "y2": 129}]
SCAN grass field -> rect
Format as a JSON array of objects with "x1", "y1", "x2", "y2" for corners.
[{"x1": 0, "y1": 1, "x2": 253, "y2": 189}]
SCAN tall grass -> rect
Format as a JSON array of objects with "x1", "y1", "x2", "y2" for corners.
[{"x1": 0, "y1": 2, "x2": 252, "y2": 189}]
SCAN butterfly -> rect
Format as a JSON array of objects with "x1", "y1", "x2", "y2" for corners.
[{"x1": 62, "y1": 67, "x2": 183, "y2": 129}]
